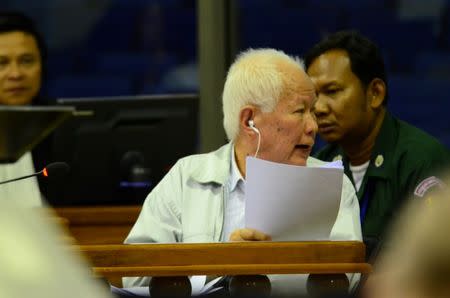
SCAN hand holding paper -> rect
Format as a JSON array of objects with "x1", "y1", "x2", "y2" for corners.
[{"x1": 229, "y1": 228, "x2": 272, "y2": 241}]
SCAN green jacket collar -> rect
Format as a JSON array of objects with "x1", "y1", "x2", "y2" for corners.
[
  {"x1": 365, "y1": 111, "x2": 398, "y2": 179},
  {"x1": 332, "y1": 111, "x2": 397, "y2": 180}
]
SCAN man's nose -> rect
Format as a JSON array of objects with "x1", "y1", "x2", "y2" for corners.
[
  {"x1": 6, "y1": 62, "x2": 23, "y2": 79},
  {"x1": 305, "y1": 112, "x2": 318, "y2": 136},
  {"x1": 314, "y1": 94, "x2": 329, "y2": 117}
]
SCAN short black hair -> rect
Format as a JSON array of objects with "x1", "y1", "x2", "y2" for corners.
[
  {"x1": 304, "y1": 30, "x2": 388, "y2": 103},
  {"x1": 0, "y1": 11, "x2": 47, "y2": 68}
]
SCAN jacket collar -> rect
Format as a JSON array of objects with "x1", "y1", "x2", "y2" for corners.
[
  {"x1": 365, "y1": 111, "x2": 398, "y2": 179},
  {"x1": 190, "y1": 142, "x2": 233, "y2": 185},
  {"x1": 229, "y1": 146, "x2": 245, "y2": 192},
  {"x1": 334, "y1": 111, "x2": 398, "y2": 179},
  {"x1": 190, "y1": 141, "x2": 349, "y2": 186}
]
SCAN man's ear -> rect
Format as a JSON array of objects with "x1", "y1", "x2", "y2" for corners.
[
  {"x1": 239, "y1": 105, "x2": 257, "y2": 134},
  {"x1": 367, "y1": 78, "x2": 386, "y2": 109}
]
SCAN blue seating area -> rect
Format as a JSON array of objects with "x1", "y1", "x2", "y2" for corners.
[
  {"x1": 47, "y1": 75, "x2": 134, "y2": 98},
  {"x1": 240, "y1": 8, "x2": 340, "y2": 56},
  {"x1": 237, "y1": 0, "x2": 450, "y2": 148},
  {"x1": 42, "y1": 0, "x2": 196, "y2": 97},
  {"x1": 388, "y1": 75, "x2": 450, "y2": 146},
  {"x1": 12, "y1": 0, "x2": 446, "y2": 147},
  {"x1": 415, "y1": 51, "x2": 450, "y2": 77}
]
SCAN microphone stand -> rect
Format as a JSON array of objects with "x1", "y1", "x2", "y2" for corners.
[{"x1": 0, "y1": 171, "x2": 42, "y2": 185}]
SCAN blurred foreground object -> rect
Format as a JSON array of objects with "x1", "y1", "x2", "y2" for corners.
[
  {"x1": 365, "y1": 178, "x2": 450, "y2": 298},
  {"x1": 0, "y1": 198, "x2": 112, "y2": 298}
]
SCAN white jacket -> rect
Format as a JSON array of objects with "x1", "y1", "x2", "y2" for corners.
[{"x1": 124, "y1": 143, "x2": 362, "y2": 291}]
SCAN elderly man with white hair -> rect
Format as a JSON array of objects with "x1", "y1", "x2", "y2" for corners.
[{"x1": 123, "y1": 48, "x2": 362, "y2": 295}]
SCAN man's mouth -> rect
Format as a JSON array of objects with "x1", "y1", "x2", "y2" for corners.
[
  {"x1": 5, "y1": 87, "x2": 27, "y2": 93},
  {"x1": 318, "y1": 123, "x2": 335, "y2": 134},
  {"x1": 295, "y1": 144, "x2": 312, "y2": 150}
]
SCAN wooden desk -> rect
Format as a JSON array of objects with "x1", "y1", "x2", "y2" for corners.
[
  {"x1": 78, "y1": 241, "x2": 371, "y2": 292},
  {"x1": 80, "y1": 241, "x2": 370, "y2": 278},
  {"x1": 54, "y1": 205, "x2": 141, "y2": 244}
]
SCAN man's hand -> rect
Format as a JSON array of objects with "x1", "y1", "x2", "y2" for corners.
[{"x1": 229, "y1": 228, "x2": 272, "y2": 241}]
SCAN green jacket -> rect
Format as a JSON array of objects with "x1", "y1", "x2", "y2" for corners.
[{"x1": 315, "y1": 112, "x2": 450, "y2": 239}]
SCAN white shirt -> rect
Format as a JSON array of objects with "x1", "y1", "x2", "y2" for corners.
[
  {"x1": 0, "y1": 152, "x2": 42, "y2": 207},
  {"x1": 350, "y1": 161, "x2": 370, "y2": 192},
  {"x1": 221, "y1": 146, "x2": 245, "y2": 241}
]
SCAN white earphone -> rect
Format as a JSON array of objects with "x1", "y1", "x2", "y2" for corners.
[
  {"x1": 248, "y1": 120, "x2": 261, "y2": 157},
  {"x1": 248, "y1": 120, "x2": 260, "y2": 134}
]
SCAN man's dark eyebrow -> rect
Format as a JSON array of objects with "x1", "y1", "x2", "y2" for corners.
[{"x1": 19, "y1": 53, "x2": 36, "y2": 57}]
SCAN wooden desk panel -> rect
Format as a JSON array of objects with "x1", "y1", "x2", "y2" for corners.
[
  {"x1": 79, "y1": 241, "x2": 371, "y2": 278},
  {"x1": 49, "y1": 207, "x2": 372, "y2": 290},
  {"x1": 53, "y1": 205, "x2": 141, "y2": 244},
  {"x1": 67, "y1": 225, "x2": 133, "y2": 244}
]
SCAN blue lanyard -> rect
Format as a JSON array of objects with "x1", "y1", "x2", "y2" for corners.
[{"x1": 359, "y1": 181, "x2": 372, "y2": 224}]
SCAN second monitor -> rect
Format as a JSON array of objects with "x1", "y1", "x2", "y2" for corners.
[{"x1": 46, "y1": 94, "x2": 199, "y2": 206}]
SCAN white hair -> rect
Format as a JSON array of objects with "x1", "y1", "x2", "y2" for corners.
[{"x1": 222, "y1": 48, "x2": 305, "y2": 141}]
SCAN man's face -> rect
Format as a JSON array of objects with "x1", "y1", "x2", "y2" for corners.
[
  {"x1": 0, "y1": 31, "x2": 42, "y2": 105},
  {"x1": 256, "y1": 64, "x2": 317, "y2": 167},
  {"x1": 307, "y1": 49, "x2": 369, "y2": 143}
]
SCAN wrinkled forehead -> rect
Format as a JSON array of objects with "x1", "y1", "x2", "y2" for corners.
[
  {"x1": 281, "y1": 66, "x2": 316, "y2": 102},
  {"x1": 279, "y1": 89, "x2": 316, "y2": 112},
  {"x1": 283, "y1": 91, "x2": 316, "y2": 108}
]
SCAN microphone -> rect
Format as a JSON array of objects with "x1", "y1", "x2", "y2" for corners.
[{"x1": 0, "y1": 162, "x2": 70, "y2": 185}]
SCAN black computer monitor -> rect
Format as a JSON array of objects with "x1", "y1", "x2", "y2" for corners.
[{"x1": 46, "y1": 94, "x2": 199, "y2": 206}]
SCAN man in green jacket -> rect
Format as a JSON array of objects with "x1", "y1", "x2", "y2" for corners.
[{"x1": 304, "y1": 30, "x2": 450, "y2": 250}]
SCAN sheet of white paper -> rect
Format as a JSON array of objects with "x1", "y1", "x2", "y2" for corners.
[
  {"x1": 112, "y1": 276, "x2": 224, "y2": 297},
  {"x1": 245, "y1": 157, "x2": 344, "y2": 241},
  {"x1": 190, "y1": 275, "x2": 206, "y2": 296},
  {"x1": 199, "y1": 276, "x2": 225, "y2": 295},
  {"x1": 111, "y1": 285, "x2": 149, "y2": 297}
]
